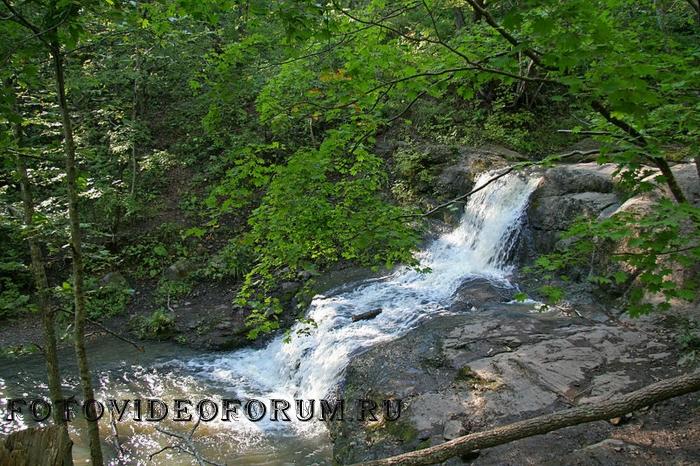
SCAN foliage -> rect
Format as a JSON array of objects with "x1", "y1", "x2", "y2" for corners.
[
  {"x1": 1, "y1": 0, "x2": 699, "y2": 341},
  {"x1": 0, "y1": 277, "x2": 33, "y2": 319},
  {"x1": 393, "y1": 147, "x2": 443, "y2": 194},
  {"x1": 129, "y1": 308, "x2": 176, "y2": 340},
  {"x1": 677, "y1": 319, "x2": 700, "y2": 367},
  {"x1": 122, "y1": 223, "x2": 190, "y2": 279},
  {"x1": 55, "y1": 276, "x2": 132, "y2": 321},
  {"x1": 155, "y1": 278, "x2": 193, "y2": 305},
  {"x1": 197, "y1": 237, "x2": 254, "y2": 281},
  {"x1": 524, "y1": 201, "x2": 700, "y2": 315}
]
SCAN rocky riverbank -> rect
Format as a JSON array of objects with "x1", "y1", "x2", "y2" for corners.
[{"x1": 329, "y1": 291, "x2": 699, "y2": 464}]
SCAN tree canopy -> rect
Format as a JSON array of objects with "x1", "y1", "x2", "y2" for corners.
[{"x1": 2, "y1": 0, "x2": 699, "y2": 341}]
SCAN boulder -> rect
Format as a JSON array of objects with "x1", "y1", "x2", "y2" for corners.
[
  {"x1": 523, "y1": 162, "x2": 699, "y2": 260},
  {"x1": 436, "y1": 146, "x2": 515, "y2": 201},
  {"x1": 164, "y1": 259, "x2": 196, "y2": 281},
  {"x1": 99, "y1": 271, "x2": 128, "y2": 289},
  {"x1": 531, "y1": 163, "x2": 616, "y2": 198},
  {"x1": 522, "y1": 163, "x2": 621, "y2": 258},
  {"x1": 449, "y1": 277, "x2": 516, "y2": 311},
  {"x1": 351, "y1": 308, "x2": 382, "y2": 322}
]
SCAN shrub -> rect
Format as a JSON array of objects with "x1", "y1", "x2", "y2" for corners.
[{"x1": 130, "y1": 309, "x2": 175, "y2": 340}]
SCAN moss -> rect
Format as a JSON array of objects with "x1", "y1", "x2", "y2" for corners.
[
  {"x1": 384, "y1": 419, "x2": 419, "y2": 443},
  {"x1": 455, "y1": 366, "x2": 502, "y2": 390},
  {"x1": 363, "y1": 399, "x2": 418, "y2": 444},
  {"x1": 416, "y1": 438, "x2": 431, "y2": 450}
]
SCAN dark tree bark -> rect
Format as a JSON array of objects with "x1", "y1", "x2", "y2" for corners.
[
  {"x1": 472, "y1": 0, "x2": 485, "y2": 22},
  {"x1": 8, "y1": 79, "x2": 65, "y2": 426},
  {"x1": 1, "y1": 4, "x2": 103, "y2": 460},
  {"x1": 1, "y1": 425, "x2": 73, "y2": 466},
  {"x1": 453, "y1": 8, "x2": 465, "y2": 30},
  {"x1": 358, "y1": 370, "x2": 700, "y2": 466},
  {"x1": 12, "y1": 138, "x2": 65, "y2": 427},
  {"x1": 49, "y1": 40, "x2": 104, "y2": 466},
  {"x1": 590, "y1": 100, "x2": 687, "y2": 204},
  {"x1": 685, "y1": 0, "x2": 700, "y2": 24},
  {"x1": 465, "y1": 0, "x2": 688, "y2": 204}
]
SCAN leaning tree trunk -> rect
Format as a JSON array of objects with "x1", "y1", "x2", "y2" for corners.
[
  {"x1": 14, "y1": 149, "x2": 65, "y2": 427},
  {"x1": 50, "y1": 41, "x2": 104, "y2": 466},
  {"x1": 357, "y1": 370, "x2": 700, "y2": 466},
  {"x1": 687, "y1": 0, "x2": 700, "y2": 24},
  {"x1": 9, "y1": 80, "x2": 65, "y2": 427},
  {"x1": 453, "y1": 8, "x2": 465, "y2": 30}
]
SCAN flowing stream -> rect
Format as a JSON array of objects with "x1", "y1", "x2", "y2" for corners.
[{"x1": 0, "y1": 171, "x2": 541, "y2": 465}]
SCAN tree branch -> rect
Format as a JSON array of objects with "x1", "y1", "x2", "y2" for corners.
[
  {"x1": 57, "y1": 308, "x2": 144, "y2": 351},
  {"x1": 590, "y1": 100, "x2": 687, "y2": 203},
  {"x1": 0, "y1": 0, "x2": 50, "y2": 47},
  {"x1": 152, "y1": 419, "x2": 225, "y2": 466},
  {"x1": 86, "y1": 317, "x2": 144, "y2": 352}
]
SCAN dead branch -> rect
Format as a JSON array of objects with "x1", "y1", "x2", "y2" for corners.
[
  {"x1": 86, "y1": 317, "x2": 144, "y2": 352},
  {"x1": 151, "y1": 418, "x2": 225, "y2": 466},
  {"x1": 357, "y1": 370, "x2": 700, "y2": 466},
  {"x1": 58, "y1": 308, "x2": 144, "y2": 351},
  {"x1": 108, "y1": 407, "x2": 126, "y2": 460}
]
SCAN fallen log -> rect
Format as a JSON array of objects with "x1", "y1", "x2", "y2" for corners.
[
  {"x1": 352, "y1": 308, "x2": 382, "y2": 322},
  {"x1": 356, "y1": 370, "x2": 700, "y2": 466}
]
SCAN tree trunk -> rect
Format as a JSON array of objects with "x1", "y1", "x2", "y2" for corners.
[
  {"x1": 687, "y1": 0, "x2": 700, "y2": 24},
  {"x1": 472, "y1": 0, "x2": 485, "y2": 22},
  {"x1": 1, "y1": 425, "x2": 73, "y2": 466},
  {"x1": 50, "y1": 42, "x2": 104, "y2": 466},
  {"x1": 357, "y1": 370, "x2": 700, "y2": 466},
  {"x1": 654, "y1": 156, "x2": 688, "y2": 203},
  {"x1": 590, "y1": 100, "x2": 687, "y2": 204},
  {"x1": 13, "y1": 143, "x2": 65, "y2": 427},
  {"x1": 8, "y1": 78, "x2": 65, "y2": 427},
  {"x1": 130, "y1": 43, "x2": 142, "y2": 197},
  {"x1": 453, "y1": 8, "x2": 465, "y2": 30},
  {"x1": 653, "y1": 0, "x2": 665, "y2": 31}
]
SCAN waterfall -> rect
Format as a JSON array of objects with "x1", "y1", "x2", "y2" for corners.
[
  {"x1": 180, "y1": 171, "x2": 541, "y2": 437},
  {"x1": 0, "y1": 170, "x2": 541, "y2": 463}
]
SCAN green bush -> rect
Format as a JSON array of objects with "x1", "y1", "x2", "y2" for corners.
[
  {"x1": 198, "y1": 237, "x2": 254, "y2": 281},
  {"x1": 393, "y1": 147, "x2": 440, "y2": 193},
  {"x1": 130, "y1": 309, "x2": 175, "y2": 340},
  {"x1": 122, "y1": 223, "x2": 191, "y2": 279},
  {"x1": 678, "y1": 320, "x2": 700, "y2": 367},
  {"x1": 155, "y1": 278, "x2": 193, "y2": 305},
  {"x1": 0, "y1": 278, "x2": 32, "y2": 319},
  {"x1": 87, "y1": 277, "x2": 133, "y2": 319},
  {"x1": 55, "y1": 275, "x2": 132, "y2": 321}
]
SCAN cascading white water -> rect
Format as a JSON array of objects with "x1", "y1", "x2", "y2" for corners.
[{"x1": 180, "y1": 171, "x2": 541, "y2": 438}]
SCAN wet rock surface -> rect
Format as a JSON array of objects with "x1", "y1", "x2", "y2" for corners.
[
  {"x1": 330, "y1": 302, "x2": 699, "y2": 465},
  {"x1": 523, "y1": 163, "x2": 621, "y2": 257},
  {"x1": 436, "y1": 145, "x2": 517, "y2": 201}
]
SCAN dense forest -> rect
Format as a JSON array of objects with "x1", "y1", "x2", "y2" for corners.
[{"x1": 1, "y1": 0, "x2": 699, "y2": 465}]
